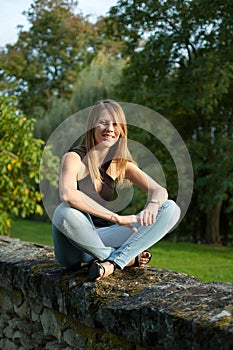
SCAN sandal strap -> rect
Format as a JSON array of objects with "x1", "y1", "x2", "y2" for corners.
[
  {"x1": 135, "y1": 251, "x2": 152, "y2": 267},
  {"x1": 96, "y1": 261, "x2": 106, "y2": 275},
  {"x1": 88, "y1": 260, "x2": 105, "y2": 281},
  {"x1": 88, "y1": 260, "x2": 116, "y2": 282},
  {"x1": 105, "y1": 260, "x2": 117, "y2": 270}
]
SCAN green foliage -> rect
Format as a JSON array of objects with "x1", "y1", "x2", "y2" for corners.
[
  {"x1": 0, "y1": 96, "x2": 44, "y2": 234},
  {"x1": 189, "y1": 133, "x2": 233, "y2": 212},
  {"x1": 1, "y1": 0, "x2": 232, "y2": 245},
  {"x1": 107, "y1": 0, "x2": 233, "y2": 243},
  {"x1": 70, "y1": 52, "x2": 126, "y2": 110},
  {"x1": 0, "y1": 0, "x2": 96, "y2": 116},
  {"x1": 34, "y1": 95, "x2": 71, "y2": 140},
  {"x1": 0, "y1": 95, "x2": 59, "y2": 235},
  {"x1": 34, "y1": 52, "x2": 126, "y2": 141}
]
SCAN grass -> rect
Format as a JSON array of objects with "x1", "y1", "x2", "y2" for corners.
[
  {"x1": 10, "y1": 219, "x2": 233, "y2": 283},
  {"x1": 149, "y1": 241, "x2": 233, "y2": 283},
  {"x1": 11, "y1": 218, "x2": 53, "y2": 246}
]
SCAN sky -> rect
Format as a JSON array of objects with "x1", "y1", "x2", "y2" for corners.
[{"x1": 0, "y1": 0, "x2": 118, "y2": 47}]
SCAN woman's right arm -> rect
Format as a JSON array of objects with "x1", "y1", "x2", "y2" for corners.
[{"x1": 59, "y1": 152, "x2": 138, "y2": 230}]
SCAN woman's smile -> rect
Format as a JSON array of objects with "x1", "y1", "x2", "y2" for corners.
[{"x1": 102, "y1": 132, "x2": 115, "y2": 141}]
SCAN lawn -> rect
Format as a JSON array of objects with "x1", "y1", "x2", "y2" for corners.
[
  {"x1": 11, "y1": 218, "x2": 53, "y2": 246},
  {"x1": 149, "y1": 241, "x2": 233, "y2": 283},
  {"x1": 10, "y1": 219, "x2": 233, "y2": 283}
]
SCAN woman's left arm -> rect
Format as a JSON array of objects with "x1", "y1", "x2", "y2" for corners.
[{"x1": 126, "y1": 162, "x2": 168, "y2": 226}]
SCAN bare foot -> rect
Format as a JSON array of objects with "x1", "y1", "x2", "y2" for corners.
[
  {"x1": 126, "y1": 251, "x2": 152, "y2": 267},
  {"x1": 139, "y1": 251, "x2": 152, "y2": 266},
  {"x1": 95, "y1": 261, "x2": 115, "y2": 281}
]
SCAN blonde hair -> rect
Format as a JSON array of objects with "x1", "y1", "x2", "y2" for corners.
[{"x1": 80, "y1": 99, "x2": 134, "y2": 185}]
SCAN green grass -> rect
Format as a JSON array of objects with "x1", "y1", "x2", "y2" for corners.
[
  {"x1": 149, "y1": 241, "x2": 233, "y2": 283},
  {"x1": 11, "y1": 218, "x2": 53, "y2": 246},
  {"x1": 10, "y1": 219, "x2": 233, "y2": 283}
]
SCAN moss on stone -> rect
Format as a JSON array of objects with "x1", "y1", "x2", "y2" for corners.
[
  {"x1": 93, "y1": 267, "x2": 162, "y2": 300},
  {"x1": 213, "y1": 316, "x2": 232, "y2": 328},
  {"x1": 31, "y1": 263, "x2": 60, "y2": 276}
]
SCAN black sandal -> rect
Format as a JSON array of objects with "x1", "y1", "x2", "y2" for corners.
[{"x1": 88, "y1": 260, "x2": 116, "y2": 282}]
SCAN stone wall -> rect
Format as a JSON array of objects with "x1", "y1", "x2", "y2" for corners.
[{"x1": 0, "y1": 236, "x2": 232, "y2": 350}]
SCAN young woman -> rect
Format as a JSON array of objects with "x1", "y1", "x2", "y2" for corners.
[{"x1": 52, "y1": 99, "x2": 180, "y2": 281}]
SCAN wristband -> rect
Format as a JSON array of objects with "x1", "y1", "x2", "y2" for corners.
[{"x1": 148, "y1": 199, "x2": 160, "y2": 206}]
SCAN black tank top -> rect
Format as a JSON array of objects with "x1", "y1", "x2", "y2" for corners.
[{"x1": 69, "y1": 145, "x2": 116, "y2": 227}]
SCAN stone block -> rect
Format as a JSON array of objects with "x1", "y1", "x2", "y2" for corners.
[
  {"x1": 40, "y1": 308, "x2": 62, "y2": 341},
  {"x1": 63, "y1": 328, "x2": 87, "y2": 348}
]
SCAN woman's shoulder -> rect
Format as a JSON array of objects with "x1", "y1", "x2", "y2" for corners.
[{"x1": 68, "y1": 145, "x2": 86, "y2": 159}]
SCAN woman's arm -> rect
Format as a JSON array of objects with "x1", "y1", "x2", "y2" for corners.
[
  {"x1": 59, "y1": 152, "x2": 138, "y2": 229},
  {"x1": 126, "y1": 161, "x2": 168, "y2": 225}
]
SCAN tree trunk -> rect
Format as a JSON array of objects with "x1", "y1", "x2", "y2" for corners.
[{"x1": 205, "y1": 202, "x2": 222, "y2": 244}]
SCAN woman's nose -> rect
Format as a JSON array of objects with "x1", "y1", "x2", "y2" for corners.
[{"x1": 106, "y1": 122, "x2": 114, "y2": 130}]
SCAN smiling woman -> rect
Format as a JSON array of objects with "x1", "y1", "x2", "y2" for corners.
[
  {"x1": 78, "y1": 100, "x2": 132, "y2": 186},
  {"x1": 51, "y1": 99, "x2": 181, "y2": 282}
]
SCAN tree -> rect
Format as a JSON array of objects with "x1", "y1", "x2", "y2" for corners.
[
  {"x1": 70, "y1": 51, "x2": 126, "y2": 110},
  {"x1": 0, "y1": 95, "x2": 59, "y2": 235},
  {"x1": 0, "y1": 0, "x2": 96, "y2": 116},
  {"x1": 33, "y1": 51, "x2": 126, "y2": 141},
  {"x1": 34, "y1": 95, "x2": 71, "y2": 141},
  {"x1": 106, "y1": 0, "x2": 233, "y2": 243}
]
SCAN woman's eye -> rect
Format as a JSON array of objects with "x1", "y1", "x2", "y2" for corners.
[
  {"x1": 98, "y1": 120, "x2": 107, "y2": 125},
  {"x1": 98, "y1": 121, "x2": 118, "y2": 127}
]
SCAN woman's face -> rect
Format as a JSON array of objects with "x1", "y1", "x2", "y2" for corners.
[{"x1": 94, "y1": 111, "x2": 121, "y2": 148}]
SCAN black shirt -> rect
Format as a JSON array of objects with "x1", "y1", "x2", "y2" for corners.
[{"x1": 69, "y1": 145, "x2": 116, "y2": 227}]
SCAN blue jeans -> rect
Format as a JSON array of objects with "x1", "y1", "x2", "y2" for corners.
[{"x1": 52, "y1": 200, "x2": 180, "y2": 269}]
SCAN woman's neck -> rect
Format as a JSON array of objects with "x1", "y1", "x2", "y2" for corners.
[{"x1": 94, "y1": 147, "x2": 110, "y2": 166}]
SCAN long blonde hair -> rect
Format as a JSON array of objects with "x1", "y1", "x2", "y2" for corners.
[{"x1": 79, "y1": 99, "x2": 134, "y2": 185}]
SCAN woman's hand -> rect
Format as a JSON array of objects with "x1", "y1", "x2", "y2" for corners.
[
  {"x1": 111, "y1": 201, "x2": 159, "y2": 231},
  {"x1": 112, "y1": 214, "x2": 138, "y2": 232},
  {"x1": 138, "y1": 202, "x2": 159, "y2": 226}
]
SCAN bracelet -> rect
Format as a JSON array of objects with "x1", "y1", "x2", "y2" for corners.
[
  {"x1": 110, "y1": 213, "x2": 115, "y2": 221},
  {"x1": 148, "y1": 199, "x2": 160, "y2": 206}
]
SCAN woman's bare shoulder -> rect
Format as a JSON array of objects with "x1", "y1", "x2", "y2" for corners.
[
  {"x1": 61, "y1": 152, "x2": 83, "y2": 170},
  {"x1": 62, "y1": 151, "x2": 81, "y2": 161}
]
